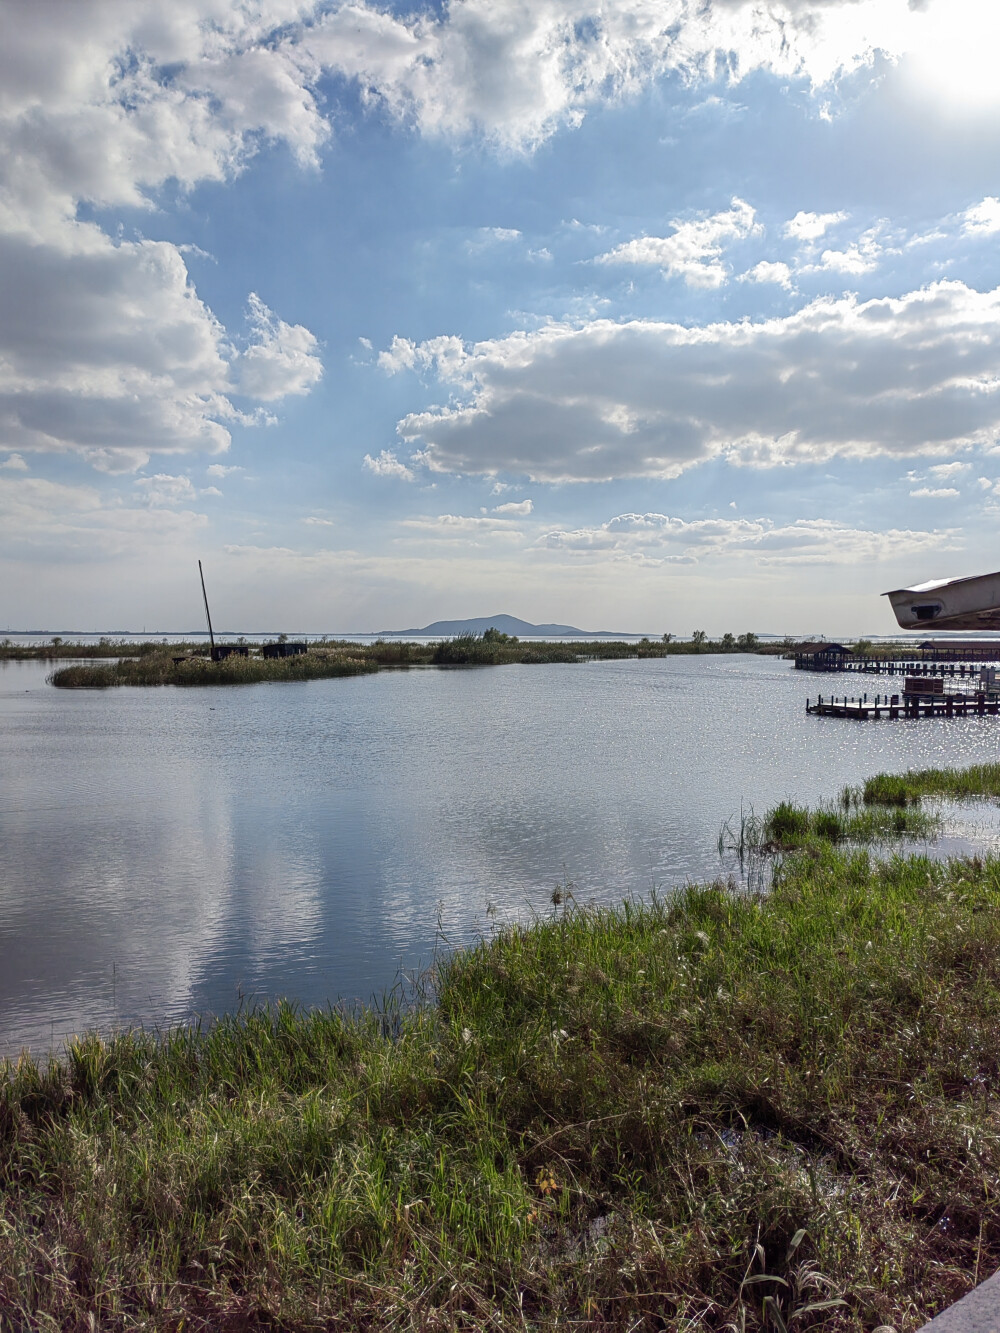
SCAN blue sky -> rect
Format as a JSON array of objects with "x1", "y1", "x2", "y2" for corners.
[{"x1": 4, "y1": 0, "x2": 1000, "y2": 635}]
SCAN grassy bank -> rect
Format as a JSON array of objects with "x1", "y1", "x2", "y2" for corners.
[{"x1": 4, "y1": 768, "x2": 1000, "y2": 1329}]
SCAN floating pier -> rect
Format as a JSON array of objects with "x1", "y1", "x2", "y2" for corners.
[{"x1": 808, "y1": 689, "x2": 1000, "y2": 720}]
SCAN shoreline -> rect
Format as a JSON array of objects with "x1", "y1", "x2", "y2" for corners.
[{"x1": 4, "y1": 767, "x2": 1000, "y2": 1329}]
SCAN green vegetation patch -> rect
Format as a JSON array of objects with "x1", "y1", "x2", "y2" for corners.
[
  {"x1": 863, "y1": 763, "x2": 1000, "y2": 806},
  {"x1": 763, "y1": 798, "x2": 937, "y2": 848},
  {"x1": 50, "y1": 649, "x2": 380, "y2": 688},
  {"x1": 4, "y1": 838, "x2": 1000, "y2": 1329}
]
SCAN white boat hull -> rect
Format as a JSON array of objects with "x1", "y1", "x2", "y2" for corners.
[{"x1": 885, "y1": 571, "x2": 1000, "y2": 631}]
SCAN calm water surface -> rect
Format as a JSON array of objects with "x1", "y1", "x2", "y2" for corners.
[{"x1": 2, "y1": 654, "x2": 999, "y2": 1056}]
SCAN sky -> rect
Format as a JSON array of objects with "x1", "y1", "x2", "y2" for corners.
[{"x1": 4, "y1": 0, "x2": 1000, "y2": 635}]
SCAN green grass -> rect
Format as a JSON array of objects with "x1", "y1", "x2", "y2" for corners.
[
  {"x1": 5, "y1": 769, "x2": 1000, "y2": 1328},
  {"x1": 763, "y1": 798, "x2": 937, "y2": 848},
  {"x1": 862, "y1": 763, "x2": 1000, "y2": 805}
]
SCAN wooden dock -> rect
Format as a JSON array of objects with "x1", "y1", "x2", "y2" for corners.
[
  {"x1": 796, "y1": 656, "x2": 997, "y2": 678},
  {"x1": 808, "y1": 690, "x2": 1000, "y2": 720}
]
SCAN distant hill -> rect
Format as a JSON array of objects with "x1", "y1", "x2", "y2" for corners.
[{"x1": 378, "y1": 613, "x2": 628, "y2": 638}]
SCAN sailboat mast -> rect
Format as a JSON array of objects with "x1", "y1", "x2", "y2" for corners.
[{"x1": 198, "y1": 560, "x2": 216, "y2": 657}]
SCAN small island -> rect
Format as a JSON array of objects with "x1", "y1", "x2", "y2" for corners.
[{"x1": 0, "y1": 628, "x2": 795, "y2": 688}]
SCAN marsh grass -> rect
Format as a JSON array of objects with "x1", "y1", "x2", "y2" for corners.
[
  {"x1": 6, "y1": 767, "x2": 1000, "y2": 1328},
  {"x1": 0, "y1": 638, "x2": 205, "y2": 661},
  {"x1": 50, "y1": 648, "x2": 380, "y2": 688},
  {"x1": 47, "y1": 632, "x2": 765, "y2": 687},
  {"x1": 762, "y1": 799, "x2": 937, "y2": 849},
  {"x1": 4, "y1": 839, "x2": 1000, "y2": 1325},
  {"x1": 863, "y1": 764, "x2": 1000, "y2": 806}
]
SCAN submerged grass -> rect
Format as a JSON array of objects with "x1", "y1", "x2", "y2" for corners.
[
  {"x1": 6, "y1": 768, "x2": 1000, "y2": 1327},
  {"x1": 763, "y1": 799, "x2": 938, "y2": 848}
]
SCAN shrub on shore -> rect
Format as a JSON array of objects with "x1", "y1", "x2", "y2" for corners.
[{"x1": 3, "y1": 769, "x2": 1000, "y2": 1329}]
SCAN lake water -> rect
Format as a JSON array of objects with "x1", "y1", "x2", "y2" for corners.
[{"x1": 3, "y1": 653, "x2": 1000, "y2": 1057}]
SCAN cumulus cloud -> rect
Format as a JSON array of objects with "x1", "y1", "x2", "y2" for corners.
[
  {"x1": 740, "y1": 260, "x2": 793, "y2": 288},
  {"x1": 0, "y1": 1, "x2": 973, "y2": 475},
  {"x1": 1, "y1": 453, "x2": 28, "y2": 471},
  {"x1": 784, "y1": 210, "x2": 848, "y2": 241},
  {"x1": 0, "y1": 4, "x2": 330, "y2": 472},
  {"x1": 909, "y1": 486, "x2": 959, "y2": 498},
  {"x1": 363, "y1": 449, "x2": 416, "y2": 481},
  {"x1": 595, "y1": 199, "x2": 757, "y2": 288},
  {"x1": 537, "y1": 512, "x2": 958, "y2": 566},
  {"x1": 494, "y1": 499, "x2": 534, "y2": 515},
  {"x1": 963, "y1": 197, "x2": 1000, "y2": 236},
  {"x1": 388, "y1": 281, "x2": 1000, "y2": 483},
  {"x1": 236, "y1": 294, "x2": 323, "y2": 401},
  {"x1": 302, "y1": 1, "x2": 940, "y2": 151},
  {"x1": 303, "y1": 515, "x2": 335, "y2": 525},
  {"x1": 814, "y1": 225, "x2": 884, "y2": 275}
]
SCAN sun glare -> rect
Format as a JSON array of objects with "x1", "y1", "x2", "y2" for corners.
[{"x1": 905, "y1": 0, "x2": 1000, "y2": 108}]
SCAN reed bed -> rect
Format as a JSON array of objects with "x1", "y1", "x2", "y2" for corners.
[
  {"x1": 862, "y1": 763, "x2": 1000, "y2": 805},
  {"x1": 50, "y1": 649, "x2": 379, "y2": 689},
  {"x1": 3, "y1": 769, "x2": 1000, "y2": 1329},
  {"x1": 45, "y1": 631, "x2": 783, "y2": 688},
  {"x1": 0, "y1": 638, "x2": 205, "y2": 661}
]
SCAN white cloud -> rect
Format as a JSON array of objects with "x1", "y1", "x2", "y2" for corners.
[
  {"x1": 0, "y1": 474, "x2": 207, "y2": 559},
  {"x1": 466, "y1": 227, "x2": 522, "y2": 253},
  {"x1": 595, "y1": 198, "x2": 757, "y2": 288},
  {"x1": 1, "y1": 453, "x2": 28, "y2": 471},
  {"x1": 236, "y1": 293, "x2": 323, "y2": 401},
  {"x1": 963, "y1": 197, "x2": 1000, "y2": 236},
  {"x1": 363, "y1": 449, "x2": 416, "y2": 481},
  {"x1": 0, "y1": 1, "x2": 981, "y2": 478},
  {"x1": 784, "y1": 210, "x2": 848, "y2": 241},
  {"x1": 909, "y1": 486, "x2": 959, "y2": 498},
  {"x1": 390, "y1": 281, "x2": 1000, "y2": 483},
  {"x1": 537, "y1": 512, "x2": 957, "y2": 566},
  {"x1": 494, "y1": 499, "x2": 533, "y2": 515},
  {"x1": 0, "y1": 5, "x2": 328, "y2": 472},
  {"x1": 928, "y1": 461, "x2": 969, "y2": 478},
  {"x1": 811, "y1": 225, "x2": 884, "y2": 275},
  {"x1": 401, "y1": 513, "x2": 526, "y2": 540},
  {"x1": 740, "y1": 261, "x2": 793, "y2": 288},
  {"x1": 302, "y1": 1, "x2": 946, "y2": 152},
  {"x1": 207, "y1": 463, "x2": 243, "y2": 477},
  {"x1": 303, "y1": 515, "x2": 335, "y2": 525},
  {"x1": 378, "y1": 334, "x2": 466, "y2": 377},
  {"x1": 135, "y1": 473, "x2": 203, "y2": 506}
]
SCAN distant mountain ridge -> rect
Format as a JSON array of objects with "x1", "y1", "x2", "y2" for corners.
[{"x1": 378, "y1": 613, "x2": 628, "y2": 638}]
